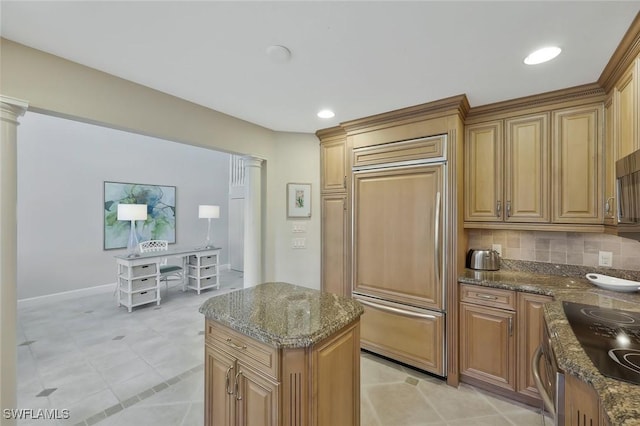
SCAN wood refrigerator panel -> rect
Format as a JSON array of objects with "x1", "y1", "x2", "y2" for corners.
[{"x1": 352, "y1": 164, "x2": 445, "y2": 310}]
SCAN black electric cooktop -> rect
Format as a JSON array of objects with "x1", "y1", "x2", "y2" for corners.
[{"x1": 563, "y1": 301, "x2": 640, "y2": 385}]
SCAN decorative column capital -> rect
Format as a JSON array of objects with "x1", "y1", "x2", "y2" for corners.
[
  {"x1": 241, "y1": 155, "x2": 264, "y2": 169},
  {"x1": 0, "y1": 95, "x2": 29, "y2": 125}
]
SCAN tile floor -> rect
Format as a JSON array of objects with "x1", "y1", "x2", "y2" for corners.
[{"x1": 15, "y1": 270, "x2": 551, "y2": 426}]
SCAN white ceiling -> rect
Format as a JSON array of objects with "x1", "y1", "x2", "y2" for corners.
[{"x1": 1, "y1": 1, "x2": 639, "y2": 133}]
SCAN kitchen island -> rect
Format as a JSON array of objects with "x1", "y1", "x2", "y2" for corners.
[
  {"x1": 459, "y1": 266, "x2": 640, "y2": 426},
  {"x1": 199, "y1": 282, "x2": 364, "y2": 426}
]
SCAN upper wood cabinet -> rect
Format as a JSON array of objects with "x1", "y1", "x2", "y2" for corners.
[
  {"x1": 465, "y1": 113, "x2": 550, "y2": 223},
  {"x1": 465, "y1": 102, "x2": 605, "y2": 228},
  {"x1": 320, "y1": 132, "x2": 349, "y2": 193},
  {"x1": 552, "y1": 104, "x2": 603, "y2": 224},
  {"x1": 614, "y1": 60, "x2": 639, "y2": 159}
]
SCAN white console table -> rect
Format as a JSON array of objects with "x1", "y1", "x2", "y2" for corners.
[{"x1": 115, "y1": 246, "x2": 221, "y2": 312}]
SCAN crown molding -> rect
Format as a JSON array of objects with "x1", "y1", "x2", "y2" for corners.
[{"x1": 598, "y1": 12, "x2": 640, "y2": 92}]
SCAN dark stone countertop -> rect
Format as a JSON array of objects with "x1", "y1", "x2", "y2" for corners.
[
  {"x1": 199, "y1": 282, "x2": 364, "y2": 349},
  {"x1": 459, "y1": 265, "x2": 640, "y2": 426}
]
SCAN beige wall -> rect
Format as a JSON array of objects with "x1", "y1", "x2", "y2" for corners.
[
  {"x1": 468, "y1": 229, "x2": 640, "y2": 271},
  {"x1": 1, "y1": 38, "x2": 322, "y2": 288}
]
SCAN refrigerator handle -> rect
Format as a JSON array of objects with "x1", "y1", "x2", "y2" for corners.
[{"x1": 434, "y1": 191, "x2": 441, "y2": 286}]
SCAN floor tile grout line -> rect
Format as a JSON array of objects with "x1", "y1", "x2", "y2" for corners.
[{"x1": 68, "y1": 363, "x2": 204, "y2": 426}]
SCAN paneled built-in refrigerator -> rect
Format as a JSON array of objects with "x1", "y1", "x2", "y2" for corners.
[{"x1": 352, "y1": 135, "x2": 447, "y2": 377}]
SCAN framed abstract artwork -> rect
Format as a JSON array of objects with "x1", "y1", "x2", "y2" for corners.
[
  {"x1": 103, "y1": 181, "x2": 176, "y2": 250},
  {"x1": 287, "y1": 183, "x2": 311, "y2": 218}
]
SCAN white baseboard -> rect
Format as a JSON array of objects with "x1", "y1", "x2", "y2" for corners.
[
  {"x1": 18, "y1": 282, "x2": 116, "y2": 307},
  {"x1": 18, "y1": 265, "x2": 234, "y2": 307}
]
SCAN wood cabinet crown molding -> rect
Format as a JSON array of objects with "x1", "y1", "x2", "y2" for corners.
[
  {"x1": 338, "y1": 94, "x2": 470, "y2": 136},
  {"x1": 465, "y1": 83, "x2": 605, "y2": 124},
  {"x1": 315, "y1": 125, "x2": 346, "y2": 141},
  {"x1": 599, "y1": 11, "x2": 640, "y2": 93}
]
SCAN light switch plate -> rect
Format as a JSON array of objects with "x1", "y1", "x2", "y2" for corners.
[
  {"x1": 492, "y1": 244, "x2": 502, "y2": 256},
  {"x1": 598, "y1": 251, "x2": 613, "y2": 267},
  {"x1": 292, "y1": 222, "x2": 306, "y2": 233},
  {"x1": 291, "y1": 238, "x2": 306, "y2": 249}
]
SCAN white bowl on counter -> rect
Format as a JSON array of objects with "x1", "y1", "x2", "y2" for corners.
[{"x1": 585, "y1": 273, "x2": 640, "y2": 293}]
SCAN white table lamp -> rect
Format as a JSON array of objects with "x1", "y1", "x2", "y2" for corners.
[
  {"x1": 117, "y1": 204, "x2": 148, "y2": 257},
  {"x1": 199, "y1": 205, "x2": 220, "y2": 248}
]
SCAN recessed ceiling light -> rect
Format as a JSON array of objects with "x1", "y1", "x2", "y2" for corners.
[
  {"x1": 524, "y1": 46, "x2": 562, "y2": 65},
  {"x1": 317, "y1": 109, "x2": 335, "y2": 119}
]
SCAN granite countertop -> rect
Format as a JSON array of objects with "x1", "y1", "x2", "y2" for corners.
[
  {"x1": 199, "y1": 282, "x2": 364, "y2": 349},
  {"x1": 459, "y1": 263, "x2": 640, "y2": 426}
]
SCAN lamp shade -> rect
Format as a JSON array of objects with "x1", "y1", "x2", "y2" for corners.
[
  {"x1": 199, "y1": 205, "x2": 220, "y2": 219},
  {"x1": 117, "y1": 204, "x2": 148, "y2": 221}
]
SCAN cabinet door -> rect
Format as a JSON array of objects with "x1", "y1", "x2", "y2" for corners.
[
  {"x1": 615, "y1": 61, "x2": 638, "y2": 159},
  {"x1": 204, "y1": 345, "x2": 235, "y2": 426},
  {"x1": 235, "y1": 364, "x2": 279, "y2": 426},
  {"x1": 464, "y1": 121, "x2": 503, "y2": 221},
  {"x1": 460, "y1": 303, "x2": 516, "y2": 391},
  {"x1": 517, "y1": 292, "x2": 553, "y2": 400},
  {"x1": 353, "y1": 164, "x2": 444, "y2": 309},
  {"x1": 552, "y1": 105, "x2": 603, "y2": 223},
  {"x1": 321, "y1": 194, "x2": 349, "y2": 297},
  {"x1": 564, "y1": 373, "x2": 601, "y2": 426},
  {"x1": 504, "y1": 114, "x2": 550, "y2": 222},
  {"x1": 604, "y1": 96, "x2": 617, "y2": 225},
  {"x1": 320, "y1": 138, "x2": 348, "y2": 192},
  {"x1": 313, "y1": 322, "x2": 360, "y2": 426}
]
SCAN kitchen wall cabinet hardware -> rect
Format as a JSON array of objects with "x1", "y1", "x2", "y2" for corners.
[
  {"x1": 459, "y1": 283, "x2": 553, "y2": 406},
  {"x1": 204, "y1": 318, "x2": 361, "y2": 426}
]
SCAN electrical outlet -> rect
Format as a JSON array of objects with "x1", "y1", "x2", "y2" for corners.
[
  {"x1": 492, "y1": 244, "x2": 502, "y2": 256},
  {"x1": 598, "y1": 251, "x2": 613, "y2": 267}
]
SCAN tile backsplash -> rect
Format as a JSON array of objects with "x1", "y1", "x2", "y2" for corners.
[{"x1": 467, "y1": 230, "x2": 640, "y2": 271}]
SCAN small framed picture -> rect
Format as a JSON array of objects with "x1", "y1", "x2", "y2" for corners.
[{"x1": 287, "y1": 183, "x2": 312, "y2": 218}]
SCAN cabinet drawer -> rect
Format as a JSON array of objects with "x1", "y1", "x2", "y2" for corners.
[
  {"x1": 206, "y1": 320, "x2": 279, "y2": 380},
  {"x1": 187, "y1": 264, "x2": 217, "y2": 277},
  {"x1": 189, "y1": 276, "x2": 217, "y2": 288},
  {"x1": 352, "y1": 135, "x2": 445, "y2": 168},
  {"x1": 128, "y1": 263, "x2": 157, "y2": 278},
  {"x1": 460, "y1": 284, "x2": 516, "y2": 310},
  {"x1": 356, "y1": 295, "x2": 444, "y2": 376},
  {"x1": 119, "y1": 276, "x2": 157, "y2": 292},
  {"x1": 120, "y1": 289, "x2": 158, "y2": 306},
  {"x1": 189, "y1": 254, "x2": 217, "y2": 266}
]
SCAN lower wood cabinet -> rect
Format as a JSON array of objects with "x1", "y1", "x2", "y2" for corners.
[
  {"x1": 564, "y1": 373, "x2": 611, "y2": 426},
  {"x1": 204, "y1": 319, "x2": 360, "y2": 426},
  {"x1": 459, "y1": 283, "x2": 552, "y2": 405}
]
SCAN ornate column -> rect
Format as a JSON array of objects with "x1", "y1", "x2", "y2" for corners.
[
  {"x1": 0, "y1": 95, "x2": 28, "y2": 424},
  {"x1": 242, "y1": 156, "x2": 264, "y2": 287}
]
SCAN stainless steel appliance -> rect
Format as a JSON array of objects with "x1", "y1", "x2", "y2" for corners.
[
  {"x1": 533, "y1": 323, "x2": 565, "y2": 426},
  {"x1": 466, "y1": 248, "x2": 500, "y2": 271},
  {"x1": 616, "y1": 149, "x2": 640, "y2": 241},
  {"x1": 351, "y1": 135, "x2": 447, "y2": 377}
]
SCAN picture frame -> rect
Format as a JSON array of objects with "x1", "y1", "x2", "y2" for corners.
[
  {"x1": 103, "y1": 181, "x2": 177, "y2": 250},
  {"x1": 287, "y1": 183, "x2": 312, "y2": 218}
]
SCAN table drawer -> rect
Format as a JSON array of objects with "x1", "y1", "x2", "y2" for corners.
[
  {"x1": 206, "y1": 320, "x2": 279, "y2": 379},
  {"x1": 119, "y1": 276, "x2": 156, "y2": 292},
  {"x1": 188, "y1": 254, "x2": 217, "y2": 266},
  {"x1": 128, "y1": 263, "x2": 157, "y2": 278},
  {"x1": 187, "y1": 265, "x2": 217, "y2": 277},
  {"x1": 460, "y1": 283, "x2": 516, "y2": 310}
]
